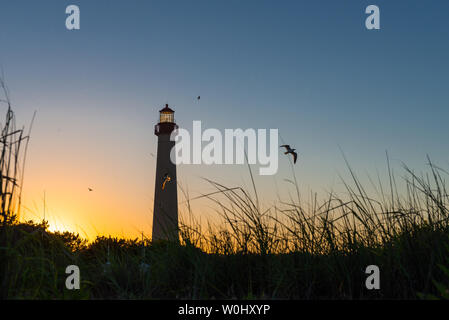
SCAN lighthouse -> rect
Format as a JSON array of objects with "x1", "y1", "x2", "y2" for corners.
[{"x1": 152, "y1": 104, "x2": 179, "y2": 242}]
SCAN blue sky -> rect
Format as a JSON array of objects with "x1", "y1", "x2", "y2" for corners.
[{"x1": 0, "y1": 1, "x2": 448, "y2": 238}]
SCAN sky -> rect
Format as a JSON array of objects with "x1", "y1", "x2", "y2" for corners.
[{"x1": 0, "y1": 0, "x2": 448, "y2": 240}]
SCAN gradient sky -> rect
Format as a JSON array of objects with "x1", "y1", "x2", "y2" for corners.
[{"x1": 0, "y1": 0, "x2": 448, "y2": 240}]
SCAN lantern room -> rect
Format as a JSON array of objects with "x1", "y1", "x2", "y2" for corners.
[
  {"x1": 159, "y1": 104, "x2": 175, "y2": 123},
  {"x1": 155, "y1": 104, "x2": 178, "y2": 136}
]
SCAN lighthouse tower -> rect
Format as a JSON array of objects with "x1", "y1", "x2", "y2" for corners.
[{"x1": 152, "y1": 104, "x2": 179, "y2": 242}]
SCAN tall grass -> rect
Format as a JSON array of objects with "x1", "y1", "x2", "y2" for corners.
[
  {"x1": 0, "y1": 77, "x2": 32, "y2": 224},
  {"x1": 179, "y1": 155, "x2": 448, "y2": 256},
  {"x1": 2, "y1": 154, "x2": 449, "y2": 299},
  {"x1": 173, "y1": 156, "x2": 449, "y2": 299}
]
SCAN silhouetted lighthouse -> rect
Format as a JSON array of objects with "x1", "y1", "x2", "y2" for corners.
[{"x1": 152, "y1": 104, "x2": 179, "y2": 242}]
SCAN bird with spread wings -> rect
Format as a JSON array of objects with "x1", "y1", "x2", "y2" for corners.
[{"x1": 280, "y1": 145, "x2": 298, "y2": 164}]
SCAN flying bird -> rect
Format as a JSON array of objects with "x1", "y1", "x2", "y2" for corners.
[
  {"x1": 88, "y1": 188, "x2": 93, "y2": 192},
  {"x1": 280, "y1": 145, "x2": 298, "y2": 164},
  {"x1": 162, "y1": 173, "x2": 171, "y2": 190},
  {"x1": 197, "y1": 96, "x2": 200, "y2": 100}
]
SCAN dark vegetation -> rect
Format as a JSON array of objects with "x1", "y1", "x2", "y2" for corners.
[{"x1": 1, "y1": 78, "x2": 449, "y2": 299}]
